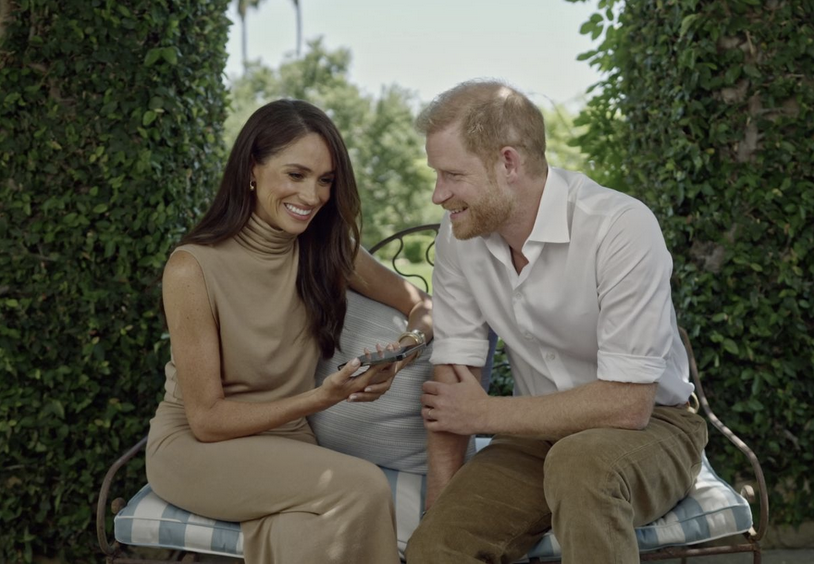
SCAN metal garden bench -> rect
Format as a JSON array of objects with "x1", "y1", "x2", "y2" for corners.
[{"x1": 97, "y1": 224, "x2": 767, "y2": 563}]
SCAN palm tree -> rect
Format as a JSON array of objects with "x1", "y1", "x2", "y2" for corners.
[
  {"x1": 292, "y1": 0, "x2": 301, "y2": 57},
  {"x1": 235, "y1": 0, "x2": 302, "y2": 71}
]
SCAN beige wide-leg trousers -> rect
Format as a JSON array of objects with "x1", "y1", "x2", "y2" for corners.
[
  {"x1": 406, "y1": 406, "x2": 708, "y2": 564},
  {"x1": 147, "y1": 402, "x2": 400, "y2": 564}
]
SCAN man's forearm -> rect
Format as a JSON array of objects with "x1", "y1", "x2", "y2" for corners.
[
  {"x1": 423, "y1": 363, "x2": 480, "y2": 509},
  {"x1": 425, "y1": 428, "x2": 469, "y2": 509},
  {"x1": 482, "y1": 380, "x2": 658, "y2": 440}
]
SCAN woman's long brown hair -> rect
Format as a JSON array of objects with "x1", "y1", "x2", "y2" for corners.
[{"x1": 177, "y1": 99, "x2": 361, "y2": 357}]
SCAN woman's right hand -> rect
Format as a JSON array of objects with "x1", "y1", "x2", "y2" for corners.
[{"x1": 320, "y1": 358, "x2": 396, "y2": 405}]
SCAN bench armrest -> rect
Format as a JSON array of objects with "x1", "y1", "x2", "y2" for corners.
[
  {"x1": 96, "y1": 435, "x2": 148, "y2": 557},
  {"x1": 679, "y1": 327, "x2": 769, "y2": 542}
]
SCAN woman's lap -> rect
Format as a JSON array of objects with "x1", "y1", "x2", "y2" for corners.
[{"x1": 146, "y1": 402, "x2": 389, "y2": 523}]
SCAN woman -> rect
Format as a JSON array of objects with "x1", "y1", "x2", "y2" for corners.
[{"x1": 146, "y1": 99, "x2": 432, "y2": 563}]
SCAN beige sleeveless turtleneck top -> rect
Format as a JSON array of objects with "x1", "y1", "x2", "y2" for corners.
[{"x1": 162, "y1": 213, "x2": 320, "y2": 434}]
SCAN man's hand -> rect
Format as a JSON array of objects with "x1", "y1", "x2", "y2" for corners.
[{"x1": 421, "y1": 364, "x2": 490, "y2": 435}]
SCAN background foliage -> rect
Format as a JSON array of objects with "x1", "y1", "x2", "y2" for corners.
[
  {"x1": 8, "y1": 0, "x2": 808, "y2": 561},
  {"x1": 0, "y1": 0, "x2": 230, "y2": 561},
  {"x1": 569, "y1": 0, "x2": 814, "y2": 525}
]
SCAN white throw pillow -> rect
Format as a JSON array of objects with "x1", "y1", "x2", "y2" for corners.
[{"x1": 309, "y1": 290, "x2": 477, "y2": 473}]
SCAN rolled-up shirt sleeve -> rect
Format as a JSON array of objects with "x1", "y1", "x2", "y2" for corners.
[
  {"x1": 595, "y1": 205, "x2": 674, "y2": 384},
  {"x1": 430, "y1": 215, "x2": 491, "y2": 367}
]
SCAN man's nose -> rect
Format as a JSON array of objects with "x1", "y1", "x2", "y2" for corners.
[{"x1": 432, "y1": 179, "x2": 449, "y2": 205}]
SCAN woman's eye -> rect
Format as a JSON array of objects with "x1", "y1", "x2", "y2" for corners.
[{"x1": 319, "y1": 177, "x2": 334, "y2": 186}]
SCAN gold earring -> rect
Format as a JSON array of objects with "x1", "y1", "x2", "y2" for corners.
[{"x1": 249, "y1": 180, "x2": 256, "y2": 191}]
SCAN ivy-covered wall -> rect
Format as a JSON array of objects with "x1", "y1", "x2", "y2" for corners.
[
  {"x1": 572, "y1": 0, "x2": 813, "y2": 525},
  {"x1": 0, "y1": 1, "x2": 230, "y2": 560}
]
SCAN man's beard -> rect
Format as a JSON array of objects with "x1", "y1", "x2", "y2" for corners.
[{"x1": 451, "y1": 182, "x2": 514, "y2": 240}]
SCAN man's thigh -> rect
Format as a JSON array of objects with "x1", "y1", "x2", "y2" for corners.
[{"x1": 544, "y1": 406, "x2": 708, "y2": 526}]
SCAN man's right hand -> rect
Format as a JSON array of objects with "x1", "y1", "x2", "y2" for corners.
[{"x1": 421, "y1": 364, "x2": 490, "y2": 435}]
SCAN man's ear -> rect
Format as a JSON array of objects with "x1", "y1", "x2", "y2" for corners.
[{"x1": 498, "y1": 146, "x2": 523, "y2": 182}]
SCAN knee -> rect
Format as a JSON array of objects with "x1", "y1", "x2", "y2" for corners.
[
  {"x1": 334, "y1": 457, "x2": 394, "y2": 510},
  {"x1": 405, "y1": 525, "x2": 432, "y2": 561},
  {"x1": 359, "y1": 460, "x2": 393, "y2": 499},
  {"x1": 406, "y1": 519, "x2": 449, "y2": 562},
  {"x1": 405, "y1": 492, "x2": 473, "y2": 561},
  {"x1": 544, "y1": 433, "x2": 626, "y2": 510}
]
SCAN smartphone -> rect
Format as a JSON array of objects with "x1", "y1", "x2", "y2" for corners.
[{"x1": 337, "y1": 342, "x2": 426, "y2": 371}]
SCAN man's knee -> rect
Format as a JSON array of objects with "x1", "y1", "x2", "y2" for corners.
[
  {"x1": 406, "y1": 518, "x2": 469, "y2": 562},
  {"x1": 544, "y1": 431, "x2": 626, "y2": 510}
]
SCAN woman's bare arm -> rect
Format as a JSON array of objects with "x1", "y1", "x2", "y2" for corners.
[{"x1": 163, "y1": 250, "x2": 392, "y2": 442}]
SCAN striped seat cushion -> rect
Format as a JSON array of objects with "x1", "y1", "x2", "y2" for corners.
[
  {"x1": 115, "y1": 448, "x2": 752, "y2": 560},
  {"x1": 114, "y1": 466, "x2": 422, "y2": 558}
]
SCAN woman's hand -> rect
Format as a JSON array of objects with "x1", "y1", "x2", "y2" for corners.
[
  {"x1": 319, "y1": 345, "x2": 398, "y2": 405},
  {"x1": 346, "y1": 342, "x2": 402, "y2": 401}
]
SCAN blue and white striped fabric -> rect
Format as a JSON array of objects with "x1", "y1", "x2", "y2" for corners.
[
  {"x1": 114, "y1": 466, "x2": 423, "y2": 559},
  {"x1": 114, "y1": 483, "x2": 243, "y2": 557},
  {"x1": 115, "y1": 449, "x2": 751, "y2": 561}
]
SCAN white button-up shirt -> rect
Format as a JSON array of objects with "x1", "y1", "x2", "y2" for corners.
[{"x1": 430, "y1": 167, "x2": 694, "y2": 406}]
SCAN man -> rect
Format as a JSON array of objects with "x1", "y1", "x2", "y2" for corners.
[{"x1": 405, "y1": 80, "x2": 708, "y2": 564}]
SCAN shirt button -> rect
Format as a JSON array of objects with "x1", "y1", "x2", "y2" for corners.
[
  {"x1": 513, "y1": 292, "x2": 521, "y2": 302},
  {"x1": 546, "y1": 352, "x2": 556, "y2": 361},
  {"x1": 525, "y1": 332, "x2": 533, "y2": 340}
]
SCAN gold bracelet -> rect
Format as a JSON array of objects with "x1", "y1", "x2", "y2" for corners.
[{"x1": 398, "y1": 329, "x2": 426, "y2": 361}]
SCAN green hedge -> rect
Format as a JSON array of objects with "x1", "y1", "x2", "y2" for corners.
[
  {"x1": 570, "y1": 0, "x2": 814, "y2": 525},
  {"x1": 0, "y1": 1, "x2": 229, "y2": 560}
]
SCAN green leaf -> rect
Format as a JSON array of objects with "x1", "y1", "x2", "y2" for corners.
[
  {"x1": 580, "y1": 20, "x2": 597, "y2": 36},
  {"x1": 144, "y1": 48, "x2": 162, "y2": 67},
  {"x1": 142, "y1": 110, "x2": 157, "y2": 126},
  {"x1": 723, "y1": 339, "x2": 739, "y2": 355},
  {"x1": 743, "y1": 64, "x2": 761, "y2": 78},
  {"x1": 724, "y1": 65, "x2": 742, "y2": 83},
  {"x1": 51, "y1": 400, "x2": 65, "y2": 419},
  {"x1": 162, "y1": 47, "x2": 179, "y2": 65},
  {"x1": 679, "y1": 14, "x2": 700, "y2": 38}
]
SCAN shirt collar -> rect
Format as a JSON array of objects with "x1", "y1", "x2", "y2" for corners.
[{"x1": 528, "y1": 166, "x2": 571, "y2": 244}]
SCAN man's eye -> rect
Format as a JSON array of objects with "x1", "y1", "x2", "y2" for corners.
[{"x1": 288, "y1": 172, "x2": 303, "y2": 180}]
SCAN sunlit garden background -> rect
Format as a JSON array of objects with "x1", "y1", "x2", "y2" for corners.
[{"x1": 1, "y1": 0, "x2": 812, "y2": 561}]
